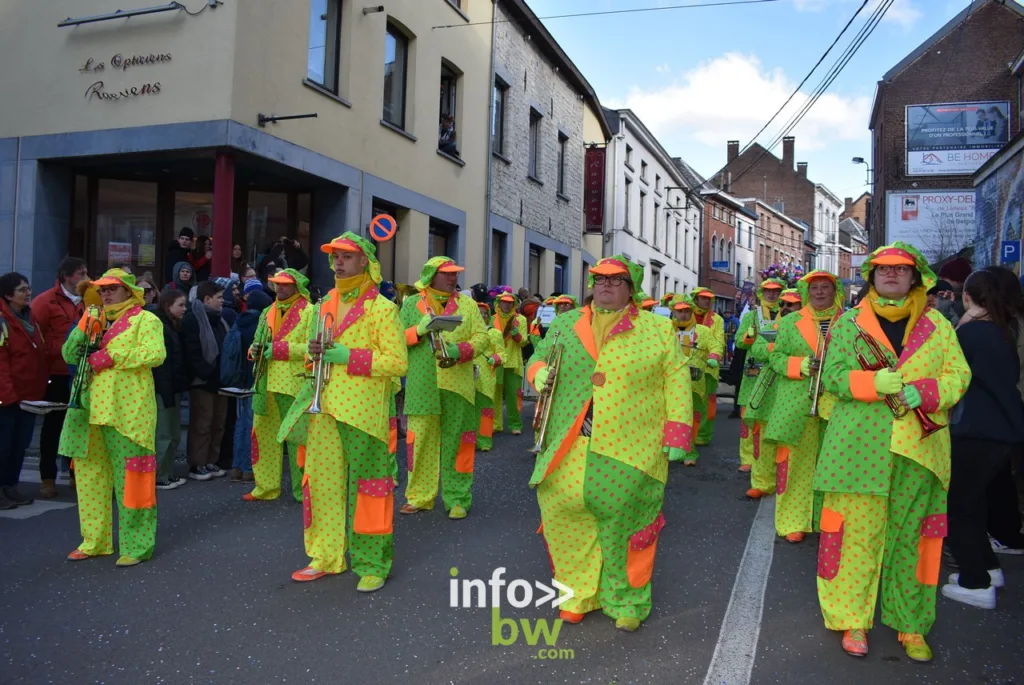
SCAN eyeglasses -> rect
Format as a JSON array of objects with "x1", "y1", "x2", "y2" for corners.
[
  {"x1": 142, "y1": 286, "x2": 154, "y2": 293},
  {"x1": 98, "y1": 285, "x2": 122, "y2": 294},
  {"x1": 875, "y1": 265, "x2": 913, "y2": 276},
  {"x1": 14, "y1": 285, "x2": 31, "y2": 294},
  {"x1": 593, "y1": 275, "x2": 630, "y2": 287}
]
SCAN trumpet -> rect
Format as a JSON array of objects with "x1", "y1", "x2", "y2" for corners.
[
  {"x1": 529, "y1": 331, "x2": 563, "y2": 454},
  {"x1": 747, "y1": 367, "x2": 778, "y2": 411},
  {"x1": 306, "y1": 309, "x2": 336, "y2": 415},
  {"x1": 68, "y1": 306, "x2": 103, "y2": 410},
  {"x1": 808, "y1": 319, "x2": 830, "y2": 417},
  {"x1": 428, "y1": 313, "x2": 458, "y2": 369},
  {"x1": 679, "y1": 334, "x2": 709, "y2": 382},
  {"x1": 851, "y1": 319, "x2": 943, "y2": 438},
  {"x1": 249, "y1": 324, "x2": 270, "y2": 393}
]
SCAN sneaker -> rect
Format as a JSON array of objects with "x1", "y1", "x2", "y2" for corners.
[
  {"x1": 948, "y1": 568, "x2": 1004, "y2": 589},
  {"x1": 188, "y1": 466, "x2": 213, "y2": 481},
  {"x1": 357, "y1": 575, "x2": 386, "y2": 592},
  {"x1": 156, "y1": 478, "x2": 186, "y2": 491},
  {"x1": 898, "y1": 632, "x2": 932, "y2": 663},
  {"x1": 449, "y1": 505, "x2": 468, "y2": 520},
  {"x1": 3, "y1": 486, "x2": 33, "y2": 506},
  {"x1": 941, "y1": 582, "x2": 996, "y2": 609},
  {"x1": 990, "y1": 535, "x2": 1024, "y2": 555},
  {"x1": 115, "y1": 555, "x2": 142, "y2": 567},
  {"x1": 206, "y1": 464, "x2": 226, "y2": 478},
  {"x1": 842, "y1": 629, "x2": 868, "y2": 657},
  {"x1": 615, "y1": 617, "x2": 640, "y2": 632}
]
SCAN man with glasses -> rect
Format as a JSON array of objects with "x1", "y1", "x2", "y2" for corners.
[
  {"x1": 526, "y1": 255, "x2": 692, "y2": 632},
  {"x1": 31, "y1": 256, "x2": 89, "y2": 498}
]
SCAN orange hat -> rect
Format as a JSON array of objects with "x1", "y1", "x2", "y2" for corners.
[
  {"x1": 760, "y1": 281, "x2": 784, "y2": 290},
  {"x1": 268, "y1": 272, "x2": 297, "y2": 285},
  {"x1": 320, "y1": 236, "x2": 364, "y2": 254},
  {"x1": 588, "y1": 259, "x2": 630, "y2": 277},
  {"x1": 437, "y1": 260, "x2": 465, "y2": 273},
  {"x1": 498, "y1": 293, "x2": 515, "y2": 303},
  {"x1": 780, "y1": 289, "x2": 802, "y2": 303},
  {"x1": 641, "y1": 299, "x2": 657, "y2": 310},
  {"x1": 673, "y1": 300, "x2": 692, "y2": 311},
  {"x1": 693, "y1": 287, "x2": 715, "y2": 299},
  {"x1": 869, "y1": 247, "x2": 915, "y2": 267}
]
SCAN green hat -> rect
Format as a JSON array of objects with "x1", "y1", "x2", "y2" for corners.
[
  {"x1": 797, "y1": 270, "x2": 845, "y2": 310},
  {"x1": 587, "y1": 255, "x2": 645, "y2": 304},
  {"x1": 268, "y1": 267, "x2": 311, "y2": 298},
  {"x1": 552, "y1": 294, "x2": 579, "y2": 308},
  {"x1": 493, "y1": 289, "x2": 520, "y2": 313},
  {"x1": 758, "y1": 277, "x2": 788, "y2": 298},
  {"x1": 670, "y1": 293, "x2": 694, "y2": 310},
  {"x1": 87, "y1": 268, "x2": 145, "y2": 307},
  {"x1": 414, "y1": 256, "x2": 465, "y2": 291},
  {"x1": 321, "y1": 231, "x2": 382, "y2": 284},
  {"x1": 861, "y1": 242, "x2": 937, "y2": 291}
]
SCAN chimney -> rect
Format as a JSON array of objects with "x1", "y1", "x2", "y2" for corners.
[
  {"x1": 844, "y1": 197, "x2": 853, "y2": 214},
  {"x1": 782, "y1": 136, "x2": 795, "y2": 170},
  {"x1": 797, "y1": 162, "x2": 807, "y2": 178},
  {"x1": 727, "y1": 140, "x2": 740, "y2": 163}
]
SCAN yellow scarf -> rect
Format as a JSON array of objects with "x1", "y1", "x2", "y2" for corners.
[
  {"x1": 867, "y1": 287, "x2": 927, "y2": 344},
  {"x1": 104, "y1": 298, "x2": 138, "y2": 322},
  {"x1": 424, "y1": 286, "x2": 453, "y2": 314},
  {"x1": 812, "y1": 306, "x2": 837, "y2": 321},
  {"x1": 276, "y1": 292, "x2": 301, "y2": 314},
  {"x1": 673, "y1": 316, "x2": 696, "y2": 331},
  {"x1": 335, "y1": 274, "x2": 372, "y2": 321},
  {"x1": 761, "y1": 301, "x2": 780, "y2": 316},
  {"x1": 693, "y1": 305, "x2": 708, "y2": 318},
  {"x1": 592, "y1": 307, "x2": 627, "y2": 355}
]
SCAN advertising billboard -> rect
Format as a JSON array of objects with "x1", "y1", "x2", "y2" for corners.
[
  {"x1": 905, "y1": 101, "x2": 1010, "y2": 176},
  {"x1": 885, "y1": 190, "x2": 975, "y2": 263}
]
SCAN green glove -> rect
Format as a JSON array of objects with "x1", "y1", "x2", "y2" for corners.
[
  {"x1": 902, "y1": 384, "x2": 922, "y2": 410},
  {"x1": 874, "y1": 369, "x2": 903, "y2": 396},
  {"x1": 706, "y1": 358, "x2": 719, "y2": 369},
  {"x1": 322, "y1": 342, "x2": 350, "y2": 365},
  {"x1": 534, "y1": 366, "x2": 551, "y2": 390},
  {"x1": 663, "y1": 446, "x2": 686, "y2": 462},
  {"x1": 487, "y1": 355, "x2": 500, "y2": 367},
  {"x1": 800, "y1": 357, "x2": 811, "y2": 378},
  {"x1": 445, "y1": 342, "x2": 462, "y2": 360},
  {"x1": 416, "y1": 314, "x2": 432, "y2": 337}
]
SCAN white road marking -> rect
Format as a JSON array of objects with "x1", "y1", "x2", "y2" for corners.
[
  {"x1": 702, "y1": 495, "x2": 776, "y2": 685},
  {"x1": 0, "y1": 500, "x2": 77, "y2": 520}
]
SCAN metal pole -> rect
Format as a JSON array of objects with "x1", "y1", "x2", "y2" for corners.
[{"x1": 59, "y1": 3, "x2": 180, "y2": 27}]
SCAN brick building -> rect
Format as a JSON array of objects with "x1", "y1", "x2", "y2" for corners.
[
  {"x1": 841, "y1": 192, "x2": 872, "y2": 227},
  {"x1": 868, "y1": 0, "x2": 1024, "y2": 251},
  {"x1": 488, "y1": 0, "x2": 611, "y2": 296},
  {"x1": 839, "y1": 217, "x2": 870, "y2": 299},
  {"x1": 700, "y1": 189, "x2": 755, "y2": 313},
  {"x1": 742, "y1": 199, "x2": 807, "y2": 279},
  {"x1": 719, "y1": 137, "x2": 842, "y2": 274}
]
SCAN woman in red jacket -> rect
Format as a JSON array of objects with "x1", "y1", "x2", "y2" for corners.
[{"x1": 0, "y1": 272, "x2": 49, "y2": 509}]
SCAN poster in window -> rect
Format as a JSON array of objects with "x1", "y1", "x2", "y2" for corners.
[{"x1": 108, "y1": 241, "x2": 133, "y2": 266}]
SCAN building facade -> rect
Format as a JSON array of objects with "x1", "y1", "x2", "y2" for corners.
[
  {"x1": 719, "y1": 137, "x2": 841, "y2": 274},
  {"x1": 599, "y1": 109, "x2": 701, "y2": 299},
  {"x1": 868, "y1": 0, "x2": 1024, "y2": 256},
  {"x1": 839, "y1": 216, "x2": 869, "y2": 299},
  {"x1": 743, "y1": 199, "x2": 807, "y2": 279},
  {"x1": 0, "y1": 0, "x2": 498, "y2": 291},
  {"x1": 701, "y1": 189, "x2": 757, "y2": 313},
  {"x1": 841, "y1": 192, "x2": 872, "y2": 227},
  {"x1": 487, "y1": 0, "x2": 611, "y2": 298}
]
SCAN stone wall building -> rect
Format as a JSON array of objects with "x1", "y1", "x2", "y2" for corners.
[{"x1": 487, "y1": 0, "x2": 611, "y2": 297}]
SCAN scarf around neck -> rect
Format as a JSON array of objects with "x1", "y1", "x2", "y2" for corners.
[
  {"x1": 868, "y1": 287, "x2": 926, "y2": 345},
  {"x1": 425, "y1": 286, "x2": 453, "y2": 314},
  {"x1": 673, "y1": 316, "x2": 696, "y2": 331},
  {"x1": 191, "y1": 299, "x2": 221, "y2": 366},
  {"x1": 104, "y1": 299, "x2": 137, "y2": 323}
]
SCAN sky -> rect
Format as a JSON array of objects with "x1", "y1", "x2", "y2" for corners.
[{"x1": 526, "y1": 0, "x2": 1011, "y2": 203}]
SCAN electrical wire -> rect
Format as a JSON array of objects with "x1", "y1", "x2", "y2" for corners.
[{"x1": 432, "y1": 0, "x2": 780, "y2": 29}]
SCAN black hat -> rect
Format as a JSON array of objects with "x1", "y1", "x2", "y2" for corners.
[
  {"x1": 179, "y1": 226, "x2": 195, "y2": 239},
  {"x1": 928, "y1": 279, "x2": 953, "y2": 296}
]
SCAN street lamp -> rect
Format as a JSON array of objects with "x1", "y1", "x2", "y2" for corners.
[{"x1": 852, "y1": 157, "x2": 872, "y2": 185}]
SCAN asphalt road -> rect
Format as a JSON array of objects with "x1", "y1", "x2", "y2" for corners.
[{"x1": 2, "y1": 400, "x2": 1022, "y2": 685}]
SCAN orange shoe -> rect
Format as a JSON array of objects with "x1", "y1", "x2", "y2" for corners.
[
  {"x1": 842, "y1": 629, "x2": 868, "y2": 657},
  {"x1": 746, "y1": 488, "x2": 766, "y2": 499},
  {"x1": 785, "y1": 532, "x2": 805, "y2": 543},
  {"x1": 66, "y1": 549, "x2": 90, "y2": 561},
  {"x1": 559, "y1": 610, "x2": 585, "y2": 624},
  {"x1": 400, "y1": 503, "x2": 423, "y2": 514},
  {"x1": 738, "y1": 464, "x2": 752, "y2": 473},
  {"x1": 291, "y1": 566, "x2": 336, "y2": 582},
  {"x1": 242, "y1": 493, "x2": 261, "y2": 502}
]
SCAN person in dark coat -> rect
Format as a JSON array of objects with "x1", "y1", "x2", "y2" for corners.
[
  {"x1": 152, "y1": 289, "x2": 190, "y2": 490},
  {"x1": 0, "y1": 272, "x2": 48, "y2": 509},
  {"x1": 190, "y1": 236, "x2": 213, "y2": 283},
  {"x1": 181, "y1": 281, "x2": 229, "y2": 481},
  {"x1": 163, "y1": 261, "x2": 195, "y2": 298},
  {"x1": 165, "y1": 227, "x2": 195, "y2": 284}
]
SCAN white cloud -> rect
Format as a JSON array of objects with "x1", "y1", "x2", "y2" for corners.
[
  {"x1": 608, "y1": 52, "x2": 871, "y2": 155},
  {"x1": 654, "y1": 63, "x2": 671, "y2": 73},
  {"x1": 792, "y1": 0, "x2": 922, "y2": 31}
]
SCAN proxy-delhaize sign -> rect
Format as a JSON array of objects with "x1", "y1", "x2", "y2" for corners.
[{"x1": 886, "y1": 190, "x2": 974, "y2": 262}]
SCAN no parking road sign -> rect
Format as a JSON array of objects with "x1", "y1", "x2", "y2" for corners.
[{"x1": 370, "y1": 214, "x2": 398, "y2": 242}]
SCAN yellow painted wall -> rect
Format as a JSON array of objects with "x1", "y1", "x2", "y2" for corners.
[
  {"x1": 583, "y1": 102, "x2": 607, "y2": 146},
  {"x1": 0, "y1": 0, "x2": 237, "y2": 138}
]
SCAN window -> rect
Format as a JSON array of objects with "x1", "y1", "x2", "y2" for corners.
[
  {"x1": 528, "y1": 110, "x2": 542, "y2": 179},
  {"x1": 624, "y1": 178, "x2": 632, "y2": 230},
  {"x1": 428, "y1": 219, "x2": 455, "y2": 259},
  {"x1": 692, "y1": 234, "x2": 698, "y2": 269},
  {"x1": 682, "y1": 226, "x2": 688, "y2": 266},
  {"x1": 719, "y1": 239, "x2": 725, "y2": 262},
  {"x1": 439, "y1": 61, "x2": 460, "y2": 157},
  {"x1": 95, "y1": 180, "x2": 157, "y2": 278},
  {"x1": 736, "y1": 223, "x2": 742, "y2": 246},
  {"x1": 639, "y1": 191, "x2": 647, "y2": 239},
  {"x1": 748, "y1": 226, "x2": 753, "y2": 249},
  {"x1": 727, "y1": 240, "x2": 733, "y2": 263},
  {"x1": 528, "y1": 245, "x2": 542, "y2": 294},
  {"x1": 554, "y1": 254, "x2": 568, "y2": 293},
  {"x1": 655, "y1": 174, "x2": 661, "y2": 193},
  {"x1": 711, "y1": 236, "x2": 717, "y2": 265},
  {"x1": 625, "y1": 144, "x2": 633, "y2": 167},
  {"x1": 446, "y1": 0, "x2": 462, "y2": 8},
  {"x1": 383, "y1": 23, "x2": 409, "y2": 129},
  {"x1": 491, "y1": 80, "x2": 507, "y2": 155},
  {"x1": 307, "y1": 0, "x2": 341, "y2": 93},
  {"x1": 490, "y1": 230, "x2": 506, "y2": 285},
  {"x1": 651, "y1": 267, "x2": 661, "y2": 299},
  {"x1": 736, "y1": 261, "x2": 741, "y2": 287},
  {"x1": 747, "y1": 265, "x2": 752, "y2": 280},
  {"x1": 653, "y1": 202, "x2": 660, "y2": 247},
  {"x1": 557, "y1": 133, "x2": 568, "y2": 195},
  {"x1": 640, "y1": 161, "x2": 648, "y2": 181}
]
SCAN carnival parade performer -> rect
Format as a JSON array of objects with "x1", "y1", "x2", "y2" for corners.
[
  {"x1": 553, "y1": 294, "x2": 579, "y2": 315},
  {"x1": 691, "y1": 287, "x2": 724, "y2": 445},
  {"x1": 815, "y1": 243, "x2": 970, "y2": 662},
  {"x1": 475, "y1": 301, "x2": 504, "y2": 453},
  {"x1": 244, "y1": 268, "x2": 313, "y2": 503},
  {"x1": 492, "y1": 290, "x2": 528, "y2": 436},
  {"x1": 734, "y1": 278, "x2": 786, "y2": 474},
  {"x1": 526, "y1": 255, "x2": 692, "y2": 632},
  {"x1": 761, "y1": 271, "x2": 845, "y2": 540},
  {"x1": 400, "y1": 257, "x2": 488, "y2": 519},
  {"x1": 743, "y1": 287, "x2": 804, "y2": 499},
  {"x1": 277, "y1": 233, "x2": 407, "y2": 590},
  {"x1": 670, "y1": 294, "x2": 713, "y2": 466},
  {"x1": 61, "y1": 269, "x2": 166, "y2": 567}
]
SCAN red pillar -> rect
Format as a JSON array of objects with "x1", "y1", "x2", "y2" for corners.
[{"x1": 212, "y1": 151, "x2": 235, "y2": 278}]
